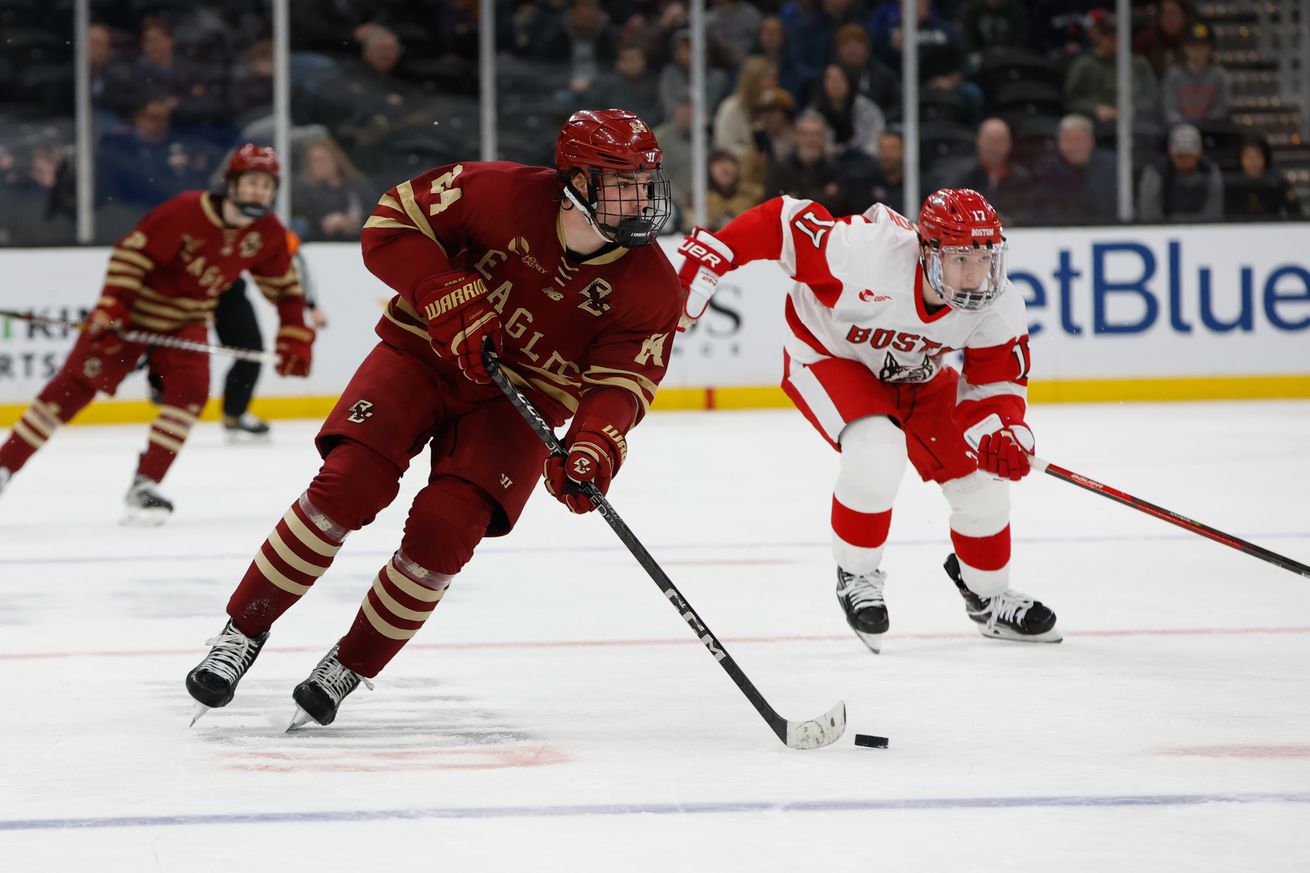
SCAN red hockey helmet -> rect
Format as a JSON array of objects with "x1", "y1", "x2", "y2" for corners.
[
  {"x1": 226, "y1": 143, "x2": 280, "y2": 181},
  {"x1": 556, "y1": 109, "x2": 671, "y2": 247},
  {"x1": 917, "y1": 188, "x2": 1008, "y2": 311},
  {"x1": 224, "y1": 144, "x2": 280, "y2": 219}
]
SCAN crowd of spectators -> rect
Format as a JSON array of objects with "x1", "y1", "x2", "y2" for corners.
[{"x1": 0, "y1": 0, "x2": 1304, "y2": 246}]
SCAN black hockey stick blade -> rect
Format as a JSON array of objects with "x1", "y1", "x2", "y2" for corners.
[{"x1": 482, "y1": 341, "x2": 846, "y2": 749}]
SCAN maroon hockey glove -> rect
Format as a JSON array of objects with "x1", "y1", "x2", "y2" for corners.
[
  {"x1": 85, "y1": 296, "x2": 129, "y2": 357},
  {"x1": 976, "y1": 428, "x2": 1033, "y2": 481},
  {"x1": 544, "y1": 419, "x2": 628, "y2": 514},
  {"x1": 676, "y1": 228, "x2": 735, "y2": 332},
  {"x1": 417, "y1": 270, "x2": 503, "y2": 384},
  {"x1": 275, "y1": 324, "x2": 315, "y2": 377}
]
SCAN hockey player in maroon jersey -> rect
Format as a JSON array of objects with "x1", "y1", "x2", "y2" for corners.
[
  {"x1": 0, "y1": 145, "x2": 315, "y2": 524},
  {"x1": 186, "y1": 109, "x2": 680, "y2": 728},
  {"x1": 676, "y1": 189, "x2": 1060, "y2": 652}
]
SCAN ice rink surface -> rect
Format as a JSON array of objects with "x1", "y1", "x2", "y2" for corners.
[{"x1": 1, "y1": 401, "x2": 1308, "y2": 872}]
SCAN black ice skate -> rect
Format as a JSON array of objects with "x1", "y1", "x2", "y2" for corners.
[
  {"x1": 122, "y1": 473, "x2": 173, "y2": 526},
  {"x1": 836, "y1": 566, "x2": 889, "y2": 654},
  {"x1": 186, "y1": 619, "x2": 269, "y2": 725},
  {"x1": 287, "y1": 643, "x2": 373, "y2": 730},
  {"x1": 943, "y1": 553, "x2": 1062, "y2": 643},
  {"x1": 222, "y1": 413, "x2": 272, "y2": 443}
]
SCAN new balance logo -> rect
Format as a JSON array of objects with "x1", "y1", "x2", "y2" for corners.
[{"x1": 347, "y1": 400, "x2": 374, "y2": 423}]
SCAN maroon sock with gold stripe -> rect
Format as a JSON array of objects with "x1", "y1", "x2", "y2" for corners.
[
  {"x1": 227, "y1": 493, "x2": 349, "y2": 636},
  {"x1": 0, "y1": 377, "x2": 96, "y2": 474},
  {"x1": 336, "y1": 550, "x2": 453, "y2": 677}
]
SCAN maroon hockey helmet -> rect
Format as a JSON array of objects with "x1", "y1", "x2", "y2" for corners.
[
  {"x1": 917, "y1": 188, "x2": 1008, "y2": 311},
  {"x1": 556, "y1": 109, "x2": 671, "y2": 247},
  {"x1": 224, "y1": 144, "x2": 280, "y2": 219},
  {"x1": 226, "y1": 143, "x2": 281, "y2": 182}
]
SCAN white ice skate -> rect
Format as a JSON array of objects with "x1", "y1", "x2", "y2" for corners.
[
  {"x1": 222, "y1": 414, "x2": 272, "y2": 444},
  {"x1": 122, "y1": 474, "x2": 173, "y2": 526}
]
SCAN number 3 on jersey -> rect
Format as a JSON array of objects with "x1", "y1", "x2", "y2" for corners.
[{"x1": 794, "y1": 210, "x2": 836, "y2": 248}]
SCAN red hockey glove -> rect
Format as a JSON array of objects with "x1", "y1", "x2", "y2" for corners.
[
  {"x1": 965, "y1": 415, "x2": 1036, "y2": 481},
  {"x1": 417, "y1": 270, "x2": 502, "y2": 384},
  {"x1": 543, "y1": 419, "x2": 628, "y2": 514},
  {"x1": 275, "y1": 324, "x2": 315, "y2": 377},
  {"x1": 85, "y1": 296, "x2": 129, "y2": 357},
  {"x1": 676, "y1": 228, "x2": 735, "y2": 332}
]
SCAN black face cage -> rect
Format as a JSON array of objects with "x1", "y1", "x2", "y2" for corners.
[{"x1": 584, "y1": 167, "x2": 672, "y2": 248}]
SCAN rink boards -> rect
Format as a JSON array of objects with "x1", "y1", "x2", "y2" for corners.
[{"x1": 1, "y1": 222, "x2": 1308, "y2": 425}]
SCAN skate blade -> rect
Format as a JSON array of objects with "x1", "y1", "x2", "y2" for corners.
[
  {"x1": 975, "y1": 623, "x2": 1063, "y2": 644},
  {"x1": 189, "y1": 702, "x2": 210, "y2": 727},
  {"x1": 224, "y1": 431, "x2": 272, "y2": 445},
  {"x1": 121, "y1": 507, "x2": 171, "y2": 527},
  {"x1": 286, "y1": 707, "x2": 315, "y2": 732},
  {"x1": 853, "y1": 629, "x2": 883, "y2": 654}
]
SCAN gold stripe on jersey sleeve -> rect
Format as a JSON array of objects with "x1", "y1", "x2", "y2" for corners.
[
  {"x1": 584, "y1": 365, "x2": 659, "y2": 399},
  {"x1": 376, "y1": 193, "x2": 404, "y2": 214},
  {"x1": 130, "y1": 313, "x2": 188, "y2": 331},
  {"x1": 107, "y1": 260, "x2": 146, "y2": 278},
  {"x1": 382, "y1": 303, "x2": 431, "y2": 341},
  {"x1": 133, "y1": 298, "x2": 202, "y2": 321},
  {"x1": 111, "y1": 248, "x2": 153, "y2": 270},
  {"x1": 363, "y1": 215, "x2": 418, "y2": 233},
  {"x1": 105, "y1": 276, "x2": 142, "y2": 292},
  {"x1": 137, "y1": 286, "x2": 213, "y2": 310},
  {"x1": 361, "y1": 596, "x2": 419, "y2": 640},
  {"x1": 396, "y1": 181, "x2": 438, "y2": 243},
  {"x1": 255, "y1": 268, "x2": 299, "y2": 287}
]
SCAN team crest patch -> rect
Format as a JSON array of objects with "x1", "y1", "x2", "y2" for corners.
[
  {"x1": 347, "y1": 399, "x2": 374, "y2": 423},
  {"x1": 239, "y1": 232, "x2": 263, "y2": 259},
  {"x1": 577, "y1": 278, "x2": 612, "y2": 317}
]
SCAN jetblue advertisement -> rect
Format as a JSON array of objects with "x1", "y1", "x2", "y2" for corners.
[{"x1": 1, "y1": 225, "x2": 1307, "y2": 406}]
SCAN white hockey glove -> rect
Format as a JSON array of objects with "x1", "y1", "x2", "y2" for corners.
[{"x1": 676, "y1": 228, "x2": 735, "y2": 332}]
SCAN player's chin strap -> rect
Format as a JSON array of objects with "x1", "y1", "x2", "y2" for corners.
[
  {"x1": 481, "y1": 338, "x2": 848, "y2": 750},
  {"x1": 1029, "y1": 453, "x2": 1310, "y2": 579},
  {"x1": 562, "y1": 184, "x2": 615, "y2": 246}
]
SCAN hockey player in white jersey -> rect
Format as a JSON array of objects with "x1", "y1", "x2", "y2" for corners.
[{"x1": 676, "y1": 188, "x2": 1060, "y2": 652}]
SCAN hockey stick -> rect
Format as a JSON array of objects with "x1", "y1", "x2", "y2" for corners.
[
  {"x1": 1031, "y1": 456, "x2": 1310, "y2": 579},
  {"x1": 0, "y1": 309, "x2": 280, "y2": 365},
  {"x1": 482, "y1": 343, "x2": 846, "y2": 749}
]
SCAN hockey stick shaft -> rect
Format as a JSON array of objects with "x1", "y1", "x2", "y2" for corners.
[
  {"x1": 483, "y1": 344, "x2": 843, "y2": 748},
  {"x1": 0, "y1": 309, "x2": 281, "y2": 364},
  {"x1": 1032, "y1": 456, "x2": 1310, "y2": 579}
]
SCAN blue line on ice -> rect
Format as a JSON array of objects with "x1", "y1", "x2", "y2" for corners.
[{"x1": 4, "y1": 792, "x2": 1310, "y2": 831}]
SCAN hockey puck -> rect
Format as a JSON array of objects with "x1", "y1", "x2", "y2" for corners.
[{"x1": 854, "y1": 733, "x2": 889, "y2": 749}]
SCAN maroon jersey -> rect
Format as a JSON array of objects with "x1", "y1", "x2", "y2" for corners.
[
  {"x1": 100, "y1": 191, "x2": 305, "y2": 333},
  {"x1": 360, "y1": 161, "x2": 680, "y2": 425}
]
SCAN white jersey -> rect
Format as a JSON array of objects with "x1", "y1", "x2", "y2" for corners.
[{"x1": 714, "y1": 196, "x2": 1032, "y2": 430}]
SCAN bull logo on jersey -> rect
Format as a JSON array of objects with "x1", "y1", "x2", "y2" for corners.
[
  {"x1": 577, "y1": 278, "x2": 613, "y2": 317},
  {"x1": 347, "y1": 399, "x2": 374, "y2": 423},
  {"x1": 239, "y1": 232, "x2": 263, "y2": 259},
  {"x1": 878, "y1": 352, "x2": 936, "y2": 384}
]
